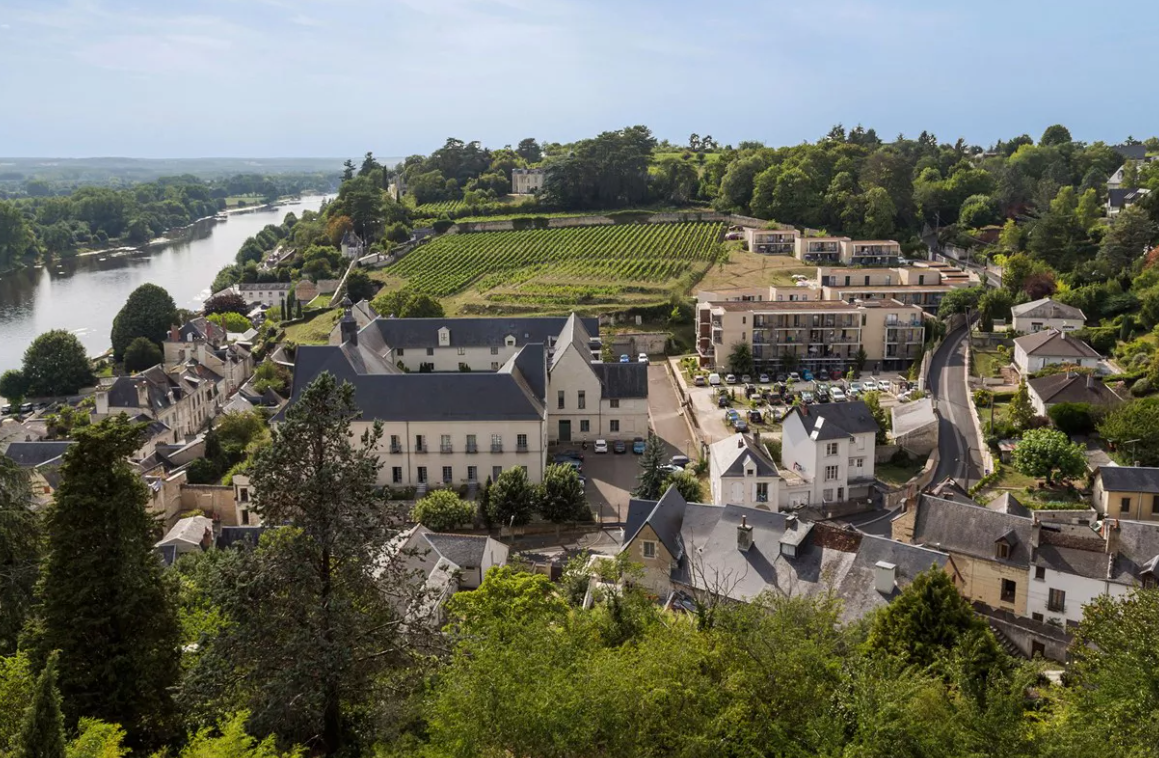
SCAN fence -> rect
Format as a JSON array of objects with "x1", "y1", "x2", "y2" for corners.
[{"x1": 964, "y1": 339, "x2": 997, "y2": 476}]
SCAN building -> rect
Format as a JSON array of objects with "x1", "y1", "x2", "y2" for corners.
[
  {"x1": 708, "y1": 433, "x2": 809, "y2": 510},
  {"x1": 696, "y1": 295, "x2": 926, "y2": 374},
  {"x1": 236, "y1": 282, "x2": 293, "y2": 308},
  {"x1": 818, "y1": 265, "x2": 971, "y2": 314},
  {"x1": 620, "y1": 487, "x2": 950, "y2": 621},
  {"x1": 3, "y1": 440, "x2": 73, "y2": 507},
  {"x1": 1010, "y1": 298, "x2": 1085, "y2": 334},
  {"x1": 781, "y1": 402, "x2": 879, "y2": 505},
  {"x1": 890, "y1": 397, "x2": 938, "y2": 456},
  {"x1": 154, "y1": 515, "x2": 215, "y2": 567},
  {"x1": 340, "y1": 229, "x2": 365, "y2": 259},
  {"x1": 1012, "y1": 329, "x2": 1102, "y2": 374},
  {"x1": 1106, "y1": 187, "x2": 1151, "y2": 217},
  {"x1": 1027, "y1": 372, "x2": 1122, "y2": 416},
  {"x1": 511, "y1": 167, "x2": 546, "y2": 194},
  {"x1": 795, "y1": 236, "x2": 901, "y2": 267},
  {"x1": 745, "y1": 227, "x2": 800, "y2": 255},
  {"x1": 283, "y1": 308, "x2": 647, "y2": 488},
  {"x1": 1092, "y1": 466, "x2": 1159, "y2": 522},
  {"x1": 1106, "y1": 144, "x2": 1154, "y2": 191},
  {"x1": 95, "y1": 364, "x2": 220, "y2": 446},
  {"x1": 164, "y1": 318, "x2": 254, "y2": 397},
  {"x1": 385, "y1": 525, "x2": 509, "y2": 623}
]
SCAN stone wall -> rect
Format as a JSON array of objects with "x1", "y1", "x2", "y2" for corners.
[
  {"x1": 974, "y1": 601, "x2": 1071, "y2": 662},
  {"x1": 179, "y1": 484, "x2": 241, "y2": 526},
  {"x1": 611, "y1": 332, "x2": 669, "y2": 356}
]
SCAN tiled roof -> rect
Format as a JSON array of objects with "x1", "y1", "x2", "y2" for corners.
[
  {"x1": 1028, "y1": 373, "x2": 1121, "y2": 406},
  {"x1": 1096, "y1": 466, "x2": 1159, "y2": 494},
  {"x1": 1014, "y1": 329, "x2": 1101, "y2": 359}
]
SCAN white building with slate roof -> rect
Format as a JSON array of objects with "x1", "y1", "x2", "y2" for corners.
[{"x1": 780, "y1": 402, "x2": 879, "y2": 506}]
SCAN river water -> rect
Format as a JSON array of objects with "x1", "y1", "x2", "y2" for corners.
[{"x1": 0, "y1": 194, "x2": 332, "y2": 374}]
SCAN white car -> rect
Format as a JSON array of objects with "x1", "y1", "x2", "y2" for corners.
[
  {"x1": 758, "y1": 373, "x2": 771, "y2": 383},
  {"x1": 708, "y1": 373, "x2": 722, "y2": 386},
  {"x1": 830, "y1": 387, "x2": 847, "y2": 402},
  {"x1": 863, "y1": 379, "x2": 878, "y2": 392},
  {"x1": 788, "y1": 372, "x2": 801, "y2": 383},
  {"x1": 725, "y1": 374, "x2": 738, "y2": 384},
  {"x1": 638, "y1": 353, "x2": 649, "y2": 364},
  {"x1": 594, "y1": 439, "x2": 609, "y2": 454},
  {"x1": 878, "y1": 379, "x2": 892, "y2": 393}
]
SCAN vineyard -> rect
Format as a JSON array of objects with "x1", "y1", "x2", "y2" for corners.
[{"x1": 385, "y1": 222, "x2": 725, "y2": 312}]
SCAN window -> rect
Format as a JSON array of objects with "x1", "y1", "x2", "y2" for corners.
[
  {"x1": 1035, "y1": 566, "x2": 1046, "y2": 580},
  {"x1": 520, "y1": 465, "x2": 528, "y2": 475},
  {"x1": 466, "y1": 434, "x2": 477, "y2": 453},
  {"x1": 826, "y1": 442, "x2": 839, "y2": 456},
  {"x1": 415, "y1": 434, "x2": 426, "y2": 453},
  {"x1": 440, "y1": 434, "x2": 452, "y2": 453},
  {"x1": 610, "y1": 399, "x2": 620, "y2": 408},
  {"x1": 996, "y1": 542, "x2": 1010, "y2": 560},
  {"x1": 467, "y1": 465, "x2": 477, "y2": 482},
  {"x1": 823, "y1": 488, "x2": 834, "y2": 501},
  {"x1": 392, "y1": 467, "x2": 402, "y2": 484},
  {"x1": 741, "y1": 332, "x2": 745, "y2": 341},
  {"x1": 578, "y1": 391, "x2": 586, "y2": 409},
  {"x1": 517, "y1": 434, "x2": 528, "y2": 450},
  {"x1": 580, "y1": 420, "x2": 590, "y2": 433},
  {"x1": 417, "y1": 467, "x2": 428, "y2": 484},
  {"x1": 1000, "y1": 579, "x2": 1016, "y2": 603},
  {"x1": 610, "y1": 420, "x2": 620, "y2": 433},
  {"x1": 1153, "y1": 495, "x2": 1159, "y2": 514},
  {"x1": 239, "y1": 488, "x2": 249, "y2": 503},
  {"x1": 824, "y1": 465, "x2": 839, "y2": 481},
  {"x1": 642, "y1": 541, "x2": 657, "y2": 559},
  {"x1": 390, "y1": 435, "x2": 401, "y2": 453},
  {"x1": 491, "y1": 434, "x2": 503, "y2": 453},
  {"x1": 854, "y1": 458, "x2": 864, "y2": 468},
  {"x1": 557, "y1": 390, "x2": 565, "y2": 409},
  {"x1": 1047, "y1": 588, "x2": 1066, "y2": 613},
  {"x1": 491, "y1": 362, "x2": 499, "y2": 370},
  {"x1": 1031, "y1": 612, "x2": 1043, "y2": 622},
  {"x1": 442, "y1": 466, "x2": 453, "y2": 484},
  {"x1": 491, "y1": 346, "x2": 499, "y2": 355},
  {"x1": 756, "y1": 482, "x2": 769, "y2": 502},
  {"x1": 397, "y1": 348, "x2": 404, "y2": 356},
  {"x1": 1121, "y1": 496, "x2": 1132, "y2": 513},
  {"x1": 426, "y1": 347, "x2": 434, "y2": 356},
  {"x1": 742, "y1": 316, "x2": 746, "y2": 324},
  {"x1": 457, "y1": 347, "x2": 466, "y2": 355}
]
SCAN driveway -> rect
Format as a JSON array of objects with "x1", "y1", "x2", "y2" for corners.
[
  {"x1": 928, "y1": 326, "x2": 984, "y2": 487},
  {"x1": 648, "y1": 364, "x2": 698, "y2": 458},
  {"x1": 578, "y1": 450, "x2": 644, "y2": 525}
]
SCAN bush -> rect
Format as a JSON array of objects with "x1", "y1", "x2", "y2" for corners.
[
  {"x1": 973, "y1": 388, "x2": 993, "y2": 406},
  {"x1": 208, "y1": 312, "x2": 252, "y2": 333},
  {"x1": 1131, "y1": 377, "x2": 1154, "y2": 397},
  {"x1": 1048, "y1": 402, "x2": 1099, "y2": 436},
  {"x1": 123, "y1": 337, "x2": 163, "y2": 373},
  {"x1": 411, "y1": 490, "x2": 475, "y2": 532}
]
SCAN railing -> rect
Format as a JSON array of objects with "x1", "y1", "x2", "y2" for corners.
[
  {"x1": 440, "y1": 444, "x2": 453, "y2": 454},
  {"x1": 466, "y1": 443, "x2": 478, "y2": 454},
  {"x1": 389, "y1": 444, "x2": 402, "y2": 454},
  {"x1": 516, "y1": 444, "x2": 529, "y2": 453},
  {"x1": 415, "y1": 445, "x2": 427, "y2": 454},
  {"x1": 491, "y1": 443, "x2": 503, "y2": 453}
]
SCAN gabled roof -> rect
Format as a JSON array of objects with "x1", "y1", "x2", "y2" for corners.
[
  {"x1": 590, "y1": 363, "x2": 648, "y2": 399},
  {"x1": 551, "y1": 313, "x2": 593, "y2": 371},
  {"x1": 105, "y1": 365, "x2": 186, "y2": 411},
  {"x1": 786, "y1": 400, "x2": 879, "y2": 441},
  {"x1": 986, "y1": 492, "x2": 1030, "y2": 517},
  {"x1": 1095, "y1": 466, "x2": 1159, "y2": 494},
  {"x1": 424, "y1": 533, "x2": 494, "y2": 569},
  {"x1": 1010, "y1": 297, "x2": 1085, "y2": 321},
  {"x1": 175, "y1": 316, "x2": 226, "y2": 344},
  {"x1": 503, "y1": 343, "x2": 547, "y2": 402},
  {"x1": 1112, "y1": 144, "x2": 1148, "y2": 161},
  {"x1": 911, "y1": 495, "x2": 1035, "y2": 566},
  {"x1": 1013, "y1": 329, "x2": 1101, "y2": 359},
  {"x1": 3, "y1": 441, "x2": 74, "y2": 468},
  {"x1": 1107, "y1": 187, "x2": 1150, "y2": 209},
  {"x1": 369, "y1": 315, "x2": 597, "y2": 351},
  {"x1": 1028, "y1": 373, "x2": 1122, "y2": 407},
  {"x1": 238, "y1": 282, "x2": 292, "y2": 291},
  {"x1": 623, "y1": 486, "x2": 691, "y2": 562},
  {"x1": 710, "y1": 433, "x2": 779, "y2": 479}
]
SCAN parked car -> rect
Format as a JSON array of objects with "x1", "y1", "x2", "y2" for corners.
[
  {"x1": 708, "y1": 373, "x2": 721, "y2": 386},
  {"x1": 578, "y1": 475, "x2": 587, "y2": 492},
  {"x1": 553, "y1": 451, "x2": 584, "y2": 464},
  {"x1": 830, "y1": 369, "x2": 845, "y2": 380},
  {"x1": 555, "y1": 459, "x2": 583, "y2": 474},
  {"x1": 619, "y1": 354, "x2": 630, "y2": 363},
  {"x1": 878, "y1": 379, "x2": 892, "y2": 393},
  {"x1": 657, "y1": 463, "x2": 684, "y2": 475},
  {"x1": 863, "y1": 379, "x2": 878, "y2": 392},
  {"x1": 744, "y1": 383, "x2": 758, "y2": 398},
  {"x1": 670, "y1": 455, "x2": 691, "y2": 468},
  {"x1": 849, "y1": 381, "x2": 863, "y2": 396},
  {"x1": 740, "y1": 374, "x2": 752, "y2": 384},
  {"x1": 816, "y1": 385, "x2": 830, "y2": 402},
  {"x1": 19, "y1": 403, "x2": 33, "y2": 413},
  {"x1": 801, "y1": 391, "x2": 815, "y2": 404},
  {"x1": 0, "y1": 405, "x2": 9, "y2": 415},
  {"x1": 717, "y1": 394, "x2": 730, "y2": 408},
  {"x1": 724, "y1": 409, "x2": 740, "y2": 423},
  {"x1": 748, "y1": 409, "x2": 763, "y2": 423},
  {"x1": 758, "y1": 373, "x2": 770, "y2": 383},
  {"x1": 725, "y1": 373, "x2": 738, "y2": 384},
  {"x1": 733, "y1": 419, "x2": 749, "y2": 432},
  {"x1": 788, "y1": 372, "x2": 801, "y2": 383},
  {"x1": 638, "y1": 353, "x2": 649, "y2": 364},
  {"x1": 765, "y1": 392, "x2": 783, "y2": 405},
  {"x1": 802, "y1": 370, "x2": 814, "y2": 382},
  {"x1": 694, "y1": 375, "x2": 707, "y2": 387},
  {"x1": 594, "y1": 439, "x2": 609, "y2": 454},
  {"x1": 632, "y1": 437, "x2": 646, "y2": 454},
  {"x1": 613, "y1": 440, "x2": 627, "y2": 454},
  {"x1": 831, "y1": 387, "x2": 847, "y2": 402}
]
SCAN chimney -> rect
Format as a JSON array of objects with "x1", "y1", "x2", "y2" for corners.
[
  {"x1": 170, "y1": 325, "x2": 180, "y2": 342},
  {"x1": 874, "y1": 561, "x2": 897, "y2": 594},
  {"x1": 1030, "y1": 512, "x2": 1041, "y2": 550},
  {"x1": 136, "y1": 380, "x2": 149, "y2": 408},
  {"x1": 338, "y1": 296, "x2": 357, "y2": 346},
  {"x1": 737, "y1": 437, "x2": 744, "y2": 449},
  {"x1": 737, "y1": 514, "x2": 754, "y2": 552},
  {"x1": 1102, "y1": 518, "x2": 1120, "y2": 556}
]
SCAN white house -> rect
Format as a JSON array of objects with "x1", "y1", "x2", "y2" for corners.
[
  {"x1": 1012, "y1": 329, "x2": 1102, "y2": 374},
  {"x1": 1026, "y1": 372, "x2": 1123, "y2": 416},
  {"x1": 780, "y1": 402, "x2": 879, "y2": 505},
  {"x1": 236, "y1": 282, "x2": 293, "y2": 308},
  {"x1": 1010, "y1": 298, "x2": 1085, "y2": 334},
  {"x1": 511, "y1": 167, "x2": 546, "y2": 194},
  {"x1": 386, "y1": 524, "x2": 509, "y2": 624},
  {"x1": 95, "y1": 363, "x2": 221, "y2": 448},
  {"x1": 709, "y1": 434, "x2": 780, "y2": 508}
]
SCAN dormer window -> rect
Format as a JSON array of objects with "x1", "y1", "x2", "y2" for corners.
[
  {"x1": 996, "y1": 542, "x2": 1010, "y2": 560},
  {"x1": 505, "y1": 335, "x2": 516, "y2": 347}
]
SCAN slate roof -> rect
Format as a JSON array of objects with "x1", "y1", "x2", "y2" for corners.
[
  {"x1": 3, "y1": 441, "x2": 74, "y2": 468},
  {"x1": 1028, "y1": 373, "x2": 1122, "y2": 407},
  {"x1": 176, "y1": 317, "x2": 226, "y2": 344},
  {"x1": 551, "y1": 313, "x2": 594, "y2": 371},
  {"x1": 424, "y1": 533, "x2": 493, "y2": 569},
  {"x1": 1107, "y1": 187, "x2": 1150, "y2": 210},
  {"x1": 238, "y1": 282, "x2": 292, "y2": 291},
  {"x1": 711, "y1": 433, "x2": 779, "y2": 478},
  {"x1": 504, "y1": 343, "x2": 547, "y2": 401},
  {"x1": 910, "y1": 495, "x2": 1035, "y2": 566},
  {"x1": 1115, "y1": 520, "x2": 1159, "y2": 584},
  {"x1": 285, "y1": 345, "x2": 545, "y2": 422},
  {"x1": 1010, "y1": 297, "x2": 1085, "y2": 322},
  {"x1": 1014, "y1": 329, "x2": 1101, "y2": 359},
  {"x1": 1112, "y1": 144, "x2": 1148, "y2": 161},
  {"x1": 986, "y1": 492, "x2": 1031, "y2": 517},
  {"x1": 590, "y1": 363, "x2": 649, "y2": 399},
  {"x1": 623, "y1": 486, "x2": 691, "y2": 562},
  {"x1": 368, "y1": 316, "x2": 597, "y2": 350},
  {"x1": 1096, "y1": 466, "x2": 1159, "y2": 494},
  {"x1": 786, "y1": 400, "x2": 879, "y2": 441},
  {"x1": 1034, "y1": 543, "x2": 1112, "y2": 581}
]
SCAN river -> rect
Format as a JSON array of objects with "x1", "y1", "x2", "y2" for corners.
[{"x1": 0, "y1": 194, "x2": 333, "y2": 374}]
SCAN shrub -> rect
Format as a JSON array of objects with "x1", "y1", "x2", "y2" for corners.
[
  {"x1": 1131, "y1": 377, "x2": 1154, "y2": 397},
  {"x1": 411, "y1": 490, "x2": 475, "y2": 532},
  {"x1": 1048, "y1": 402, "x2": 1099, "y2": 436}
]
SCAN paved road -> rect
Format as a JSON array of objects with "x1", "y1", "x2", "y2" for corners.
[
  {"x1": 648, "y1": 364, "x2": 697, "y2": 460},
  {"x1": 928, "y1": 326, "x2": 984, "y2": 488}
]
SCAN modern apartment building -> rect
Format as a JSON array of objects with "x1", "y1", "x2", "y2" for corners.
[
  {"x1": 745, "y1": 227, "x2": 800, "y2": 255},
  {"x1": 818, "y1": 265, "x2": 972, "y2": 314},
  {"x1": 794, "y1": 236, "x2": 902, "y2": 266},
  {"x1": 696, "y1": 296, "x2": 926, "y2": 373}
]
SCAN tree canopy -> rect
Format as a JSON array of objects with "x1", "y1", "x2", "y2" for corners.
[
  {"x1": 21, "y1": 330, "x2": 94, "y2": 397},
  {"x1": 110, "y1": 283, "x2": 177, "y2": 361}
]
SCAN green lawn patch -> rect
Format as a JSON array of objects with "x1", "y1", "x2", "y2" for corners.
[
  {"x1": 971, "y1": 348, "x2": 1007, "y2": 379},
  {"x1": 876, "y1": 454, "x2": 929, "y2": 487},
  {"x1": 283, "y1": 308, "x2": 340, "y2": 345}
]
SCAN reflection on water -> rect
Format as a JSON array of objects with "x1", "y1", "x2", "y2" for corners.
[{"x1": 0, "y1": 195, "x2": 330, "y2": 372}]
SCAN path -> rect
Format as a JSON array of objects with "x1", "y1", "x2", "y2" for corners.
[{"x1": 929, "y1": 326, "x2": 984, "y2": 488}]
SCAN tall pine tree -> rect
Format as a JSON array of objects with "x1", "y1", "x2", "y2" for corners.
[
  {"x1": 633, "y1": 432, "x2": 668, "y2": 500},
  {"x1": 15, "y1": 652, "x2": 65, "y2": 758},
  {"x1": 33, "y1": 416, "x2": 180, "y2": 748},
  {"x1": 0, "y1": 456, "x2": 39, "y2": 655}
]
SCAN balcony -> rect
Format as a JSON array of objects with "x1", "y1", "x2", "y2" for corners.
[
  {"x1": 415, "y1": 445, "x2": 427, "y2": 454},
  {"x1": 440, "y1": 444, "x2": 453, "y2": 454},
  {"x1": 516, "y1": 444, "x2": 529, "y2": 453},
  {"x1": 491, "y1": 443, "x2": 503, "y2": 453},
  {"x1": 389, "y1": 444, "x2": 402, "y2": 454},
  {"x1": 466, "y1": 443, "x2": 478, "y2": 454}
]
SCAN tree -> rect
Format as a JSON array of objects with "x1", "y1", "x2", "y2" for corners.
[
  {"x1": 110, "y1": 283, "x2": 177, "y2": 361},
  {"x1": 1048, "y1": 402, "x2": 1099, "y2": 436},
  {"x1": 0, "y1": 369, "x2": 28, "y2": 405},
  {"x1": 21, "y1": 330, "x2": 93, "y2": 397},
  {"x1": 663, "y1": 469, "x2": 703, "y2": 502},
  {"x1": 1098, "y1": 204, "x2": 1157, "y2": 271},
  {"x1": 252, "y1": 361, "x2": 290, "y2": 395},
  {"x1": 862, "y1": 391, "x2": 890, "y2": 444},
  {"x1": 536, "y1": 464, "x2": 590, "y2": 525},
  {"x1": 1098, "y1": 397, "x2": 1159, "y2": 465},
  {"x1": 411, "y1": 489, "x2": 475, "y2": 531},
  {"x1": 1012, "y1": 428, "x2": 1087, "y2": 485},
  {"x1": 1008, "y1": 380, "x2": 1036, "y2": 430},
  {"x1": 728, "y1": 342, "x2": 754, "y2": 376},
  {"x1": 633, "y1": 433, "x2": 668, "y2": 500},
  {"x1": 488, "y1": 467, "x2": 535, "y2": 527},
  {"x1": 370, "y1": 288, "x2": 444, "y2": 318},
  {"x1": 207, "y1": 311, "x2": 251, "y2": 333},
  {"x1": 342, "y1": 159, "x2": 355, "y2": 181},
  {"x1": 866, "y1": 566, "x2": 986, "y2": 670},
  {"x1": 958, "y1": 194, "x2": 999, "y2": 228},
  {"x1": 203, "y1": 291, "x2": 248, "y2": 315},
  {"x1": 852, "y1": 346, "x2": 868, "y2": 373},
  {"x1": 122, "y1": 336, "x2": 162, "y2": 373},
  {"x1": 343, "y1": 268, "x2": 376, "y2": 303},
  {"x1": 1040, "y1": 124, "x2": 1072, "y2": 146},
  {"x1": 33, "y1": 417, "x2": 180, "y2": 747},
  {"x1": 937, "y1": 285, "x2": 984, "y2": 318},
  {"x1": 173, "y1": 713, "x2": 300, "y2": 757},
  {"x1": 0, "y1": 457, "x2": 39, "y2": 655},
  {"x1": 516, "y1": 138, "x2": 542, "y2": 164},
  {"x1": 15, "y1": 652, "x2": 65, "y2": 758}
]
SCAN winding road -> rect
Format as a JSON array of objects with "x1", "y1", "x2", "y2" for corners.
[{"x1": 928, "y1": 325, "x2": 984, "y2": 488}]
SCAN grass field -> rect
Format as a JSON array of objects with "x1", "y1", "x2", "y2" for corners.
[
  {"x1": 380, "y1": 222, "x2": 725, "y2": 314},
  {"x1": 283, "y1": 308, "x2": 341, "y2": 345},
  {"x1": 695, "y1": 244, "x2": 815, "y2": 292},
  {"x1": 224, "y1": 194, "x2": 265, "y2": 207}
]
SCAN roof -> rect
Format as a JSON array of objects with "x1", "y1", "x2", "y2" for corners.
[
  {"x1": 285, "y1": 345, "x2": 545, "y2": 422},
  {"x1": 986, "y1": 492, "x2": 1030, "y2": 517},
  {"x1": 1028, "y1": 373, "x2": 1122, "y2": 407},
  {"x1": 368, "y1": 315, "x2": 598, "y2": 350},
  {"x1": 155, "y1": 515, "x2": 213, "y2": 552},
  {"x1": 3, "y1": 441, "x2": 74, "y2": 468},
  {"x1": 786, "y1": 400, "x2": 879, "y2": 441},
  {"x1": 175, "y1": 317, "x2": 226, "y2": 344},
  {"x1": 1113, "y1": 144, "x2": 1148, "y2": 161},
  {"x1": 238, "y1": 282, "x2": 292, "y2": 291},
  {"x1": 1107, "y1": 187, "x2": 1150, "y2": 209},
  {"x1": 1096, "y1": 466, "x2": 1159, "y2": 494},
  {"x1": 623, "y1": 486, "x2": 691, "y2": 562},
  {"x1": 710, "y1": 433, "x2": 779, "y2": 479},
  {"x1": 590, "y1": 363, "x2": 649, "y2": 399},
  {"x1": 1013, "y1": 329, "x2": 1101, "y2": 359},
  {"x1": 1010, "y1": 297, "x2": 1085, "y2": 321},
  {"x1": 1114, "y1": 520, "x2": 1159, "y2": 584},
  {"x1": 891, "y1": 397, "x2": 936, "y2": 438},
  {"x1": 552, "y1": 313, "x2": 593, "y2": 371},
  {"x1": 910, "y1": 495, "x2": 1035, "y2": 566},
  {"x1": 423, "y1": 533, "x2": 494, "y2": 568},
  {"x1": 503, "y1": 343, "x2": 547, "y2": 402}
]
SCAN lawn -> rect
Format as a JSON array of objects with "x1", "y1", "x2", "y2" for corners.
[
  {"x1": 876, "y1": 454, "x2": 930, "y2": 487},
  {"x1": 224, "y1": 194, "x2": 266, "y2": 208},
  {"x1": 971, "y1": 347, "x2": 1008, "y2": 379},
  {"x1": 694, "y1": 244, "x2": 815, "y2": 292},
  {"x1": 283, "y1": 308, "x2": 341, "y2": 345},
  {"x1": 384, "y1": 222, "x2": 725, "y2": 315}
]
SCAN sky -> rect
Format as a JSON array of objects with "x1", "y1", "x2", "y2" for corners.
[{"x1": 1, "y1": 0, "x2": 1157, "y2": 159}]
